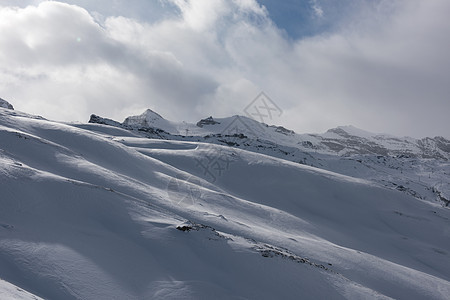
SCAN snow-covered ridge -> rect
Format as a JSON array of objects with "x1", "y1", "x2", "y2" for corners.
[
  {"x1": 90, "y1": 110, "x2": 450, "y2": 160},
  {"x1": 317, "y1": 125, "x2": 450, "y2": 160}
]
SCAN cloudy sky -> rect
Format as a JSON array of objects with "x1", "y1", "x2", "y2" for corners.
[{"x1": 0, "y1": 0, "x2": 449, "y2": 138}]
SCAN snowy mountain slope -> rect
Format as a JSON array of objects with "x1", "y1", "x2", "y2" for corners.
[
  {"x1": 0, "y1": 279, "x2": 43, "y2": 300},
  {"x1": 88, "y1": 111, "x2": 450, "y2": 207},
  {"x1": 1, "y1": 107, "x2": 450, "y2": 299}
]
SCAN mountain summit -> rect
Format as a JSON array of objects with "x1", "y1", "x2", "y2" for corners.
[
  {"x1": 122, "y1": 109, "x2": 182, "y2": 134},
  {"x1": 123, "y1": 109, "x2": 164, "y2": 126}
]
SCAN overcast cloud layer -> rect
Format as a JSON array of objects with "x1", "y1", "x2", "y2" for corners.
[{"x1": 0, "y1": 0, "x2": 449, "y2": 138}]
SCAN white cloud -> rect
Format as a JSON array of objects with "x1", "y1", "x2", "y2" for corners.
[
  {"x1": 167, "y1": 0, "x2": 230, "y2": 31},
  {"x1": 310, "y1": 0, "x2": 323, "y2": 18},
  {"x1": 0, "y1": 0, "x2": 449, "y2": 138}
]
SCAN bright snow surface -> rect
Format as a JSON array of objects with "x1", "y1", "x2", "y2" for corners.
[{"x1": 1, "y1": 108, "x2": 450, "y2": 299}]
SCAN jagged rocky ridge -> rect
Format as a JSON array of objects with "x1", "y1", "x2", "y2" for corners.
[{"x1": 197, "y1": 116, "x2": 220, "y2": 127}]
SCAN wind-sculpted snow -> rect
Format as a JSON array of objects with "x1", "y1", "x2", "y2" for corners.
[{"x1": 1, "y1": 107, "x2": 450, "y2": 299}]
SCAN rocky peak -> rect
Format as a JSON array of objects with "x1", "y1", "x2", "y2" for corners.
[
  {"x1": 272, "y1": 125, "x2": 295, "y2": 135},
  {"x1": 123, "y1": 109, "x2": 164, "y2": 127},
  {"x1": 89, "y1": 114, "x2": 122, "y2": 127},
  {"x1": 197, "y1": 116, "x2": 220, "y2": 128},
  {"x1": 142, "y1": 109, "x2": 163, "y2": 120},
  {"x1": 0, "y1": 98, "x2": 14, "y2": 110}
]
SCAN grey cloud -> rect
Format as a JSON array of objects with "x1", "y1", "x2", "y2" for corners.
[
  {"x1": 0, "y1": 2, "x2": 219, "y2": 121},
  {"x1": 0, "y1": 0, "x2": 449, "y2": 138}
]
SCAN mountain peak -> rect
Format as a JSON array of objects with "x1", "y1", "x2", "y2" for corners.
[
  {"x1": 196, "y1": 116, "x2": 220, "y2": 127},
  {"x1": 123, "y1": 108, "x2": 164, "y2": 127},
  {"x1": 327, "y1": 125, "x2": 376, "y2": 139},
  {"x1": 120, "y1": 108, "x2": 182, "y2": 134},
  {"x1": 142, "y1": 108, "x2": 163, "y2": 120},
  {"x1": 0, "y1": 98, "x2": 14, "y2": 110}
]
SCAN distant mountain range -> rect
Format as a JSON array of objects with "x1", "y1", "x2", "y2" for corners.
[
  {"x1": 89, "y1": 109, "x2": 450, "y2": 160},
  {"x1": 88, "y1": 109, "x2": 450, "y2": 207}
]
